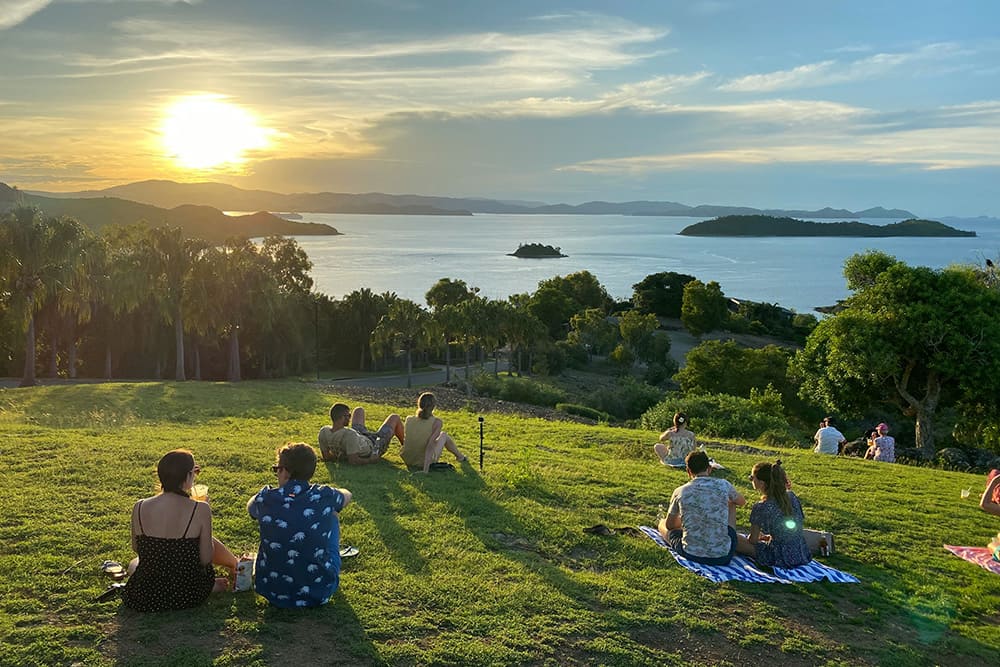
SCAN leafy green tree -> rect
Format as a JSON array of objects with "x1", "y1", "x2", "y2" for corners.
[
  {"x1": 632, "y1": 271, "x2": 696, "y2": 318},
  {"x1": 791, "y1": 256, "x2": 1000, "y2": 457},
  {"x1": 536, "y1": 271, "x2": 612, "y2": 313},
  {"x1": 680, "y1": 280, "x2": 729, "y2": 336},
  {"x1": 676, "y1": 340, "x2": 794, "y2": 402},
  {"x1": 371, "y1": 299, "x2": 431, "y2": 388},
  {"x1": 0, "y1": 207, "x2": 89, "y2": 386},
  {"x1": 568, "y1": 308, "x2": 617, "y2": 359},
  {"x1": 618, "y1": 310, "x2": 658, "y2": 357}
]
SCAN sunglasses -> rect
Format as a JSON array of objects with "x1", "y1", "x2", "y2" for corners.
[
  {"x1": 271, "y1": 465, "x2": 285, "y2": 474},
  {"x1": 191, "y1": 465, "x2": 202, "y2": 475}
]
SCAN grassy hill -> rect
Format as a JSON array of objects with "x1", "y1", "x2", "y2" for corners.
[{"x1": 0, "y1": 381, "x2": 997, "y2": 666}]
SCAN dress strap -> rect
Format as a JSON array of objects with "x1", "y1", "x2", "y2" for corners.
[
  {"x1": 136, "y1": 500, "x2": 145, "y2": 535},
  {"x1": 182, "y1": 502, "x2": 198, "y2": 538}
]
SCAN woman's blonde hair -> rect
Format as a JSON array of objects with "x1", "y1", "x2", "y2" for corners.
[{"x1": 417, "y1": 392, "x2": 436, "y2": 420}]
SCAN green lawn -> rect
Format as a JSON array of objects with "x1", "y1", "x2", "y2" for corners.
[{"x1": 1, "y1": 381, "x2": 997, "y2": 666}]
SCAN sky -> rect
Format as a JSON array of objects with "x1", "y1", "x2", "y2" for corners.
[{"x1": 1, "y1": 0, "x2": 999, "y2": 216}]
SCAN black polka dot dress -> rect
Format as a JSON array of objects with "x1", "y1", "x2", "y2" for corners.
[{"x1": 121, "y1": 501, "x2": 215, "y2": 612}]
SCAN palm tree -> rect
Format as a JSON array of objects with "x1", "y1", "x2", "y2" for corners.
[
  {"x1": 98, "y1": 225, "x2": 156, "y2": 380},
  {"x1": 371, "y1": 299, "x2": 431, "y2": 388},
  {"x1": 0, "y1": 207, "x2": 88, "y2": 386},
  {"x1": 149, "y1": 226, "x2": 207, "y2": 381},
  {"x1": 342, "y1": 288, "x2": 384, "y2": 370}
]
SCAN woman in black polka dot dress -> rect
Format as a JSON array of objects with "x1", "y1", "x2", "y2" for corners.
[{"x1": 122, "y1": 450, "x2": 239, "y2": 612}]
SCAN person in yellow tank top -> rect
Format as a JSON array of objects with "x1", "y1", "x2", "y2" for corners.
[{"x1": 402, "y1": 393, "x2": 468, "y2": 473}]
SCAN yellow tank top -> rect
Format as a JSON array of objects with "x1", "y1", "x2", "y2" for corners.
[{"x1": 402, "y1": 416, "x2": 436, "y2": 467}]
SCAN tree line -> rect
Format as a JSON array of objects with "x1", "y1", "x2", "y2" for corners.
[{"x1": 5, "y1": 206, "x2": 998, "y2": 458}]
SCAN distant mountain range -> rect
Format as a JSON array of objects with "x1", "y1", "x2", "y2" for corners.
[
  {"x1": 0, "y1": 182, "x2": 339, "y2": 242},
  {"x1": 26, "y1": 179, "x2": 916, "y2": 219}
]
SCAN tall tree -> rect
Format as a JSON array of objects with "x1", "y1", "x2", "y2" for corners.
[
  {"x1": 0, "y1": 207, "x2": 88, "y2": 386},
  {"x1": 426, "y1": 278, "x2": 477, "y2": 382},
  {"x1": 371, "y1": 299, "x2": 431, "y2": 388},
  {"x1": 342, "y1": 288, "x2": 386, "y2": 371},
  {"x1": 681, "y1": 279, "x2": 729, "y2": 336},
  {"x1": 149, "y1": 226, "x2": 206, "y2": 381},
  {"x1": 632, "y1": 271, "x2": 697, "y2": 318},
  {"x1": 791, "y1": 253, "x2": 1000, "y2": 457}
]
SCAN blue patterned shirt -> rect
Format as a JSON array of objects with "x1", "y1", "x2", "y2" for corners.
[{"x1": 248, "y1": 480, "x2": 347, "y2": 608}]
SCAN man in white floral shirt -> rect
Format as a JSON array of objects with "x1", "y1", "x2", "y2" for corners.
[{"x1": 659, "y1": 450, "x2": 745, "y2": 565}]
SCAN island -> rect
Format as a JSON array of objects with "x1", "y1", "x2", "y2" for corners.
[
  {"x1": 509, "y1": 243, "x2": 567, "y2": 258},
  {"x1": 678, "y1": 215, "x2": 976, "y2": 237}
]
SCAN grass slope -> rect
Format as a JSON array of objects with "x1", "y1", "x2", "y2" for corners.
[{"x1": 1, "y1": 381, "x2": 997, "y2": 666}]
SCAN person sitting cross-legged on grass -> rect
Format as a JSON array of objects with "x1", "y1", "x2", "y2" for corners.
[
  {"x1": 653, "y1": 411, "x2": 696, "y2": 466},
  {"x1": 401, "y1": 392, "x2": 468, "y2": 473},
  {"x1": 248, "y1": 443, "x2": 352, "y2": 608},
  {"x1": 122, "y1": 449, "x2": 239, "y2": 612},
  {"x1": 736, "y1": 460, "x2": 812, "y2": 568},
  {"x1": 318, "y1": 403, "x2": 404, "y2": 465},
  {"x1": 659, "y1": 450, "x2": 746, "y2": 565}
]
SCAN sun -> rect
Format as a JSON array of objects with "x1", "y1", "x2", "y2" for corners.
[{"x1": 161, "y1": 95, "x2": 271, "y2": 169}]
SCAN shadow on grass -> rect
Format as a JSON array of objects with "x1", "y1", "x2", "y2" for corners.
[
  {"x1": 110, "y1": 585, "x2": 375, "y2": 666},
  {"x1": 6, "y1": 381, "x2": 328, "y2": 429},
  {"x1": 323, "y1": 460, "x2": 428, "y2": 574}
]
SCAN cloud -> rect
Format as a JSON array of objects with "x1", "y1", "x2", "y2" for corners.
[
  {"x1": 718, "y1": 42, "x2": 966, "y2": 92},
  {"x1": 560, "y1": 109, "x2": 1000, "y2": 174},
  {"x1": 0, "y1": 0, "x2": 52, "y2": 29}
]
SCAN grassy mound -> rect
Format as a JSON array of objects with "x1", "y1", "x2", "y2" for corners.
[{"x1": 1, "y1": 381, "x2": 998, "y2": 666}]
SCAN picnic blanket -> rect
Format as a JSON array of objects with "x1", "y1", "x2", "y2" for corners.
[
  {"x1": 943, "y1": 545, "x2": 1000, "y2": 575},
  {"x1": 639, "y1": 526, "x2": 859, "y2": 584}
]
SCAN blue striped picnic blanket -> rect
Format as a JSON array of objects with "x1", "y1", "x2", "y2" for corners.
[{"x1": 639, "y1": 526, "x2": 859, "y2": 584}]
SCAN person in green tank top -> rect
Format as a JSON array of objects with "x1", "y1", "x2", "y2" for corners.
[{"x1": 401, "y1": 393, "x2": 468, "y2": 473}]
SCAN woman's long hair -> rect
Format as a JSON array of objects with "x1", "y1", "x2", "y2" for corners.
[
  {"x1": 753, "y1": 460, "x2": 791, "y2": 515},
  {"x1": 157, "y1": 449, "x2": 194, "y2": 497},
  {"x1": 417, "y1": 392, "x2": 436, "y2": 420}
]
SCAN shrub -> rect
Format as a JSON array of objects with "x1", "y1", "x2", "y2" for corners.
[
  {"x1": 470, "y1": 373, "x2": 566, "y2": 407},
  {"x1": 586, "y1": 377, "x2": 664, "y2": 420},
  {"x1": 556, "y1": 339, "x2": 589, "y2": 370},
  {"x1": 640, "y1": 386, "x2": 795, "y2": 442},
  {"x1": 555, "y1": 403, "x2": 613, "y2": 422}
]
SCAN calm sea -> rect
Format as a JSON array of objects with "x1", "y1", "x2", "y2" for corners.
[{"x1": 262, "y1": 213, "x2": 1000, "y2": 314}]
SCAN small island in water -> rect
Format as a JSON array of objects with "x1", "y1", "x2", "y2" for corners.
[
  {"x1": 679, "y1": 215, "x2": 976, "y2": 237},
  {"x1": 509, "y1": 243, "x2": 568, "y2": 258}
]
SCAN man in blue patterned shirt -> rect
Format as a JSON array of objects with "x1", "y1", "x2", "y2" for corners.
[{"x1": 247, "y1": 443, "x2": 352, "y2": 608}]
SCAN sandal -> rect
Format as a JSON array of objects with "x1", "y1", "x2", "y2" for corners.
[
  {"x1": 339, "y1": 545, "x2": 359, "y2": 558},
  {"x1": 100, "y1": 560, "x2": 127, "y2": 581},
  {"x1": 429, "y1": 462, "x2": 455, "y2": 471},
  {"x1": 94, "y1": 582, "x2": 125, "y2": 602}
]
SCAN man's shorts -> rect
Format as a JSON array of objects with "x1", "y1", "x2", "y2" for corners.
[
  {"x1": 667, "y1": 526, "x2": 737, "y2": 566},
  {"x1": 352, "y1": 420, "x2": 393, "y2": 457}
]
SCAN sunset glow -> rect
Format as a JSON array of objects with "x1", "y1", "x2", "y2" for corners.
[{"x1": 161, "y1": 96, "x2": 270, "y2": 170}]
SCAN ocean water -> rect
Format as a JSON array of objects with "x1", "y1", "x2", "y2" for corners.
[{"x1": 271, "y1": 213, "x2": 1000, "y2": 314}]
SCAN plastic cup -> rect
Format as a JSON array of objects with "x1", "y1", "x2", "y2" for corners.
[
  {"x1": 960, "y1": 488, "x2": 971, "y2": 499},
  {"x1": 191, "y1": 484, "x2": 208, "y2": 501}
]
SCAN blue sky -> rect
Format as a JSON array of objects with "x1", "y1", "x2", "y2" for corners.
[{"x1": 1, "y1": 0, "x2": 998, "y2": 215}]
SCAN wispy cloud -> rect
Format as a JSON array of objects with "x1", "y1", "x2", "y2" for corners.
[
  {"x1": 718, "y1": 43, "x2": 966, "y2": 92},
  {"x1": 561, "y1": 103, "x2": 1000, "y2": 173},
  {"x1": 0, "y1": 0, "x2": 200, "y2": 31}
]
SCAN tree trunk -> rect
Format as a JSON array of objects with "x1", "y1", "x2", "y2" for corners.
[
  {"x1": 228, "y1": 330, "x2": 241, "y2": 382},
  {"x1": 359, "y1": 344, "x2": 366, "y2": 371},
  {"x1": 516, "y1": 348, "x2": 523, "y2": 377},
  {"x1": 104, "y1": 343, "x2": 113, "y2": 380},
  {"x1": 406, "y1": 348, "x2": 413, "y2": 388},
  {"x1": 194, "y1": 343, "x2": 202, "y2": 381},
  {"x1": 48, "y1": 334, "x2": 59, "y2": 378},
  {"x1": 464, "y1": 344, "x2": 471, "y2": 379},
  {"x1": 20, "y1": 302, "x2": 36, "y2": 387},
  {"x1": 154, "y1": 356, "x2": 162, "y2": 380},
  {"x1": 493, "y1": 349, "x2": 499, "y2": 376},
  {"x1": 915, "y1": 409, "x2": 935, "y2": 459},
  {"x1": 174, "y1": 312, "x2": 186, "y2": 381},
  {"x1": 445, "y1": 339, "x2": 452, "y2": 383},
  {"x1": 68, "y1": 341, "x2": 78, "y2": 379}
]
